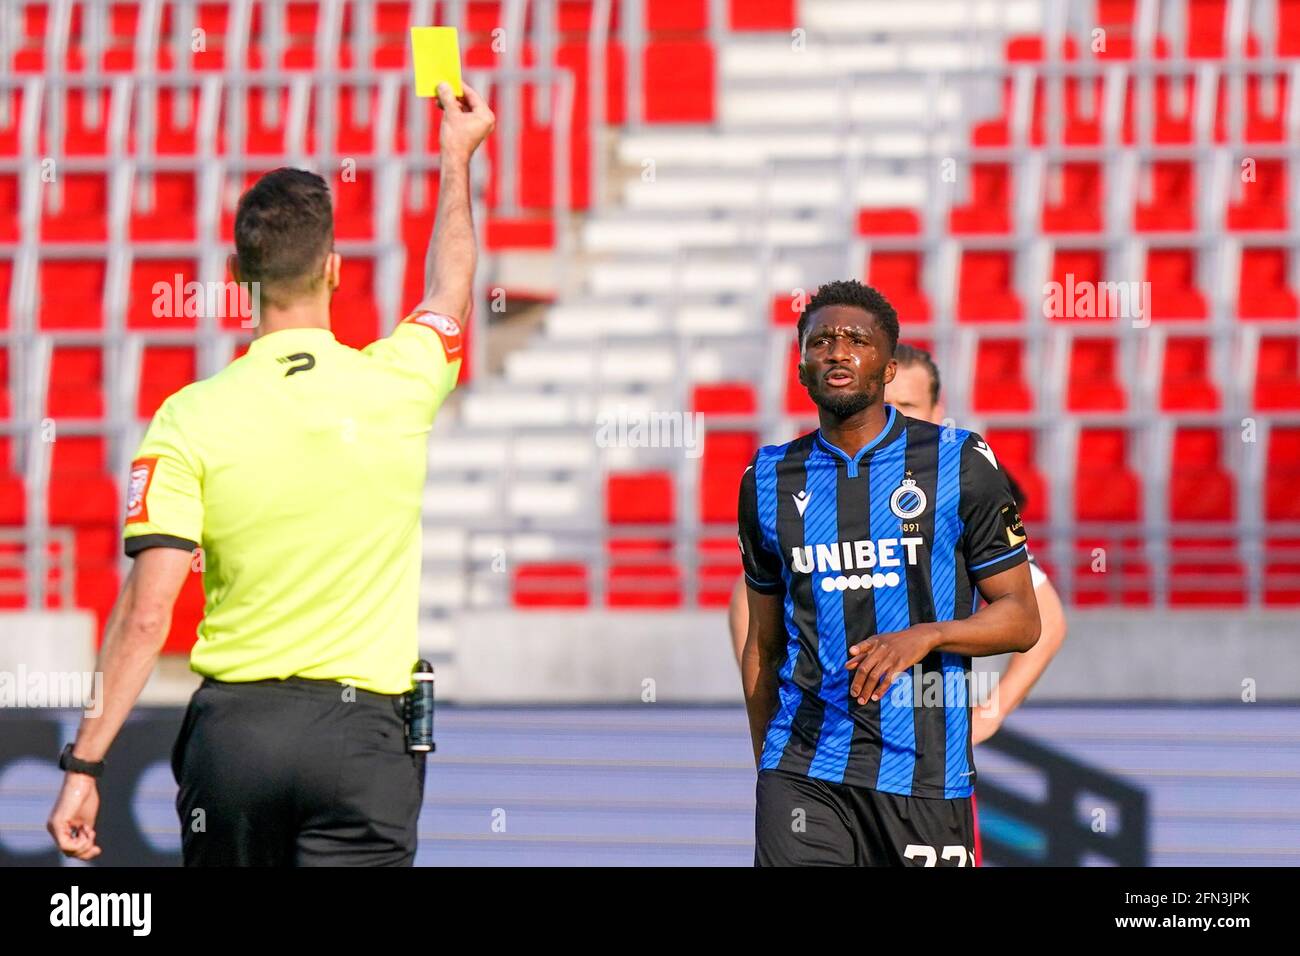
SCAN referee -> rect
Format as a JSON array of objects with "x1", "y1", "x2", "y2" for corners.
[{"x1": 46, "y1": 83, "x2": 494, "y2": 866}]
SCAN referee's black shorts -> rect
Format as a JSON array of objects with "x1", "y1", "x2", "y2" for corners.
[
  {"x1": 171, "y1": 676, "x2": 426, "y2": 866},
  {"x1": 755, "y1": 768, "x2": 975, "y2": 867}
]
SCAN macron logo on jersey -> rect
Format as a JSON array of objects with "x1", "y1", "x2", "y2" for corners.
[
  {"x1": 792, "y1": 489, "x2": 811, "y2": 517},
  {"x1": 973, "y1": 439, "x2": 998, "y2": 470}
]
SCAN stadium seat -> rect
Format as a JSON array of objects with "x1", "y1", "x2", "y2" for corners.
[
  {"x1": 1254, "y1": 336, "x2": 1300, "y2": 409},
  {"x1": 512, "y1": 562, "x2": 590, "y2": 608},
  {"x1": 867, "y1": 251, "x2": 931, "y2": 322},
  {"x1": 1160, "y1": 336, "x2": 1220, "y2": 411},
  {"x1": 1169, "y1": 427, "x2": 1235, "y2": 523},
  {"x1": 1134, "y1": 162, "x2": 1195, "y2": 232},
  {"x1": 1065, "y1": 337, "x2": 1126, "y2": 411},
  {"x1": 1074, "y1": 428, "x2": 1140, "y2": 522},
  {"x1": 1226, "y1": 159, "x2": 1289, "y2": 230},
  {"x1": 1238, "y1": 248, "x2": 1300, "y2": 319},
  {"x1": 948, "y1": 163, "x2": 1011, "y2": 234},
  {"x1": 1042, "y1": 162, "x2": 1104, "y2": 233},
  {"x1": 1265, "y1": 427, "x2": 1300, "y2": 521},
  {"x1": 1146, "y1": 248, "x2": 1207, "y2": 320},
  {"x1": 957, "y1": 251, "x2": 1022, "y2": 321},
  {"x1": 606, "y1": 472, "x2": 674, "y2": 525},
  {"x1": 39, "y1": 258, "x2": 106, "y2": 329},
  {"x1": 971, "y1": 339, "x2": 1034, "y2": 412}
]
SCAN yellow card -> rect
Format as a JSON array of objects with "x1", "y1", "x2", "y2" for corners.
[{"x1": 410, "y1": 26, "x2": 463, "y2": 99}]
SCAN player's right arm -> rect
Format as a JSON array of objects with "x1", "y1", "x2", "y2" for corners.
[{"x1": 737, "y1": 458, "x2": 786, "y2": 766}]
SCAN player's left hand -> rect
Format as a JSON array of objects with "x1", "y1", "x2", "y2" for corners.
[{"x1": 845, "y1": 624, "x2": 941, "y2": 704}]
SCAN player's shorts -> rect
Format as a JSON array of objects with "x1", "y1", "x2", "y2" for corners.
[
  {"x1": 172, "y1": 676, "x2": 426, "y2": 866},
  {"x1": 755, "y1": 768, "x2": 976, "y2": 867}
]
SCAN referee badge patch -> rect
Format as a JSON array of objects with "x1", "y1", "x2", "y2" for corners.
[
  {"x1": 404, "y1": 310, "x2": 464, "y2": 359},
  {"x1": 126, "y1": 457, "x2": 158, "y2": 524}
]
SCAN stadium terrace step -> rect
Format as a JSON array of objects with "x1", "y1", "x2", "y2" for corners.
[
  {"x1": 800, "y1": 0, "x2": 1042, "y2": 34},
  {"x1": 720, "y1": 39, "x2": 983, "y2": 78},
  {"x1": 585, "y1": 258, "x2": 802, "y2": 296},
  {"x1": 721, "y1": 83, "x2": 963, "y2": 126},
  {"x1": 581, "y1": 215, "x2": 840, "y2": 253}
]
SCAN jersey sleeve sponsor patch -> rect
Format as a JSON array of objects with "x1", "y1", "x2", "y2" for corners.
[
  {"x1": 125, "y1": 457, "x2": 159, "y2": 525},
  {"x1": 402, "y1": 310, "x2": 464, "y2": 360}
]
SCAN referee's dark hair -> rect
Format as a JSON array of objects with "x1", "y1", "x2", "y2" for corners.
[
  {"x1": 233, "y1": 168, "x2": 335, "y2": 308},
  {"x1": 798, "y1": 280, "x2": 900, "y2": 354},
  {"x1": 894, "y1": 343, "x2": 942, "y2": 406}
]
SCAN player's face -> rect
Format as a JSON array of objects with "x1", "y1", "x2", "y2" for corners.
[
  {"x1": 798, "y1": 305, "x2": 896, "y2": 420},
  {"x1": 884, "y1": 364, "x2": 941, "y2": 424}
]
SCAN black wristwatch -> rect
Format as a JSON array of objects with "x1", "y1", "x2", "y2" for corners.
[{"x1": 59, "y1": 743, "x2": 105, "y2": 779}]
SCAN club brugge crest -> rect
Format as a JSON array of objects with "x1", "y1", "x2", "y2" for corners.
[{"x1": 889, "y1": 478, "x2": 927, "y2": 520}]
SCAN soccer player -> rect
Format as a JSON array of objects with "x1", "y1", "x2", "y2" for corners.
[
  {"x1": 738, "y1": 280, "x2": 1040, "y2": 866},
  {"x1": 46, "y1": 83, "x2": 495, "y2": 865},
  {"x1": 729, "y1": 343, "x2": 1067, "y2": 746}
]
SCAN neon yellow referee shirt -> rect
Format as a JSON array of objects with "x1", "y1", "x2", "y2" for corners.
[{"x1": 122, "y1": 312, "x2": 463, "y2": 694}]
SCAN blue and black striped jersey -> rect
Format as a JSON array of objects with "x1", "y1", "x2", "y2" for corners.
[{"x1": 737, "y1": 405, "x2": 1029, "y2": 799}]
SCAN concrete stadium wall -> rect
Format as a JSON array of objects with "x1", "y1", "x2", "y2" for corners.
[
  {"x1": 0, "y1": 612, "x2": 96, "y2": 678},
  {"x1": 446, "y1": 609, "x2": 1300, "y2": 703}
]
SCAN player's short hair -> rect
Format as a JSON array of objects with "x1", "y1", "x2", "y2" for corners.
[
  {"x1": 233, "y1": 168, "x2": 335, "y2": 309},
  {"x1": 893, "y1": 343, "x2": 942, "y2": 406},
  {"x1": 797, "y1": 280, "x2": 900, "y2": 355}
]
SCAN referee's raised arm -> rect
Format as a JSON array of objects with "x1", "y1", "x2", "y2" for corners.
[
  {"x1": 47, "y1": 84, "x2": 494, "y2": 867},
  {"x1": 419, "y1": 83, "x2": 495, "y2": 323}
]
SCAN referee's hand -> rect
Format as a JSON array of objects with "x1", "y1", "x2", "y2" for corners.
[
  {"x1": 48, "y1": 773, "x2": 103, "y2": 861},
  {"x1": 435, "y1": 82, "x2": 495, "y2": 160}
]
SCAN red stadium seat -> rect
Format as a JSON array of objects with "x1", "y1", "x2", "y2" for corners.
[
  {"x1": 1066, "y1": 337, "x2": 1127, "y2": 411},
  {"x1": 1254, "y1": 337, "x2": 1300, "y2": 409},
  {"x1": 512, "y1": 562, "x2": 589, "y2": 608},
  {"x1": 857, "y1": 208, "x2": 922, "y2": 235},
  {"x1": 971, "y1": 339, "x2": 1034, "y2": 412},
  {"x1": 1042, "y1": 162, "x2": 1104, "y2": 233},
  {"x1": 949, "y1": 164, "x2": 1011, "y2": 234},
  {"x1": 1238, "y1": 248, "x2": 1300, "y2": 319},
  {"x1": 129, "y1": 171, "x2": 200, "y2": 241},
  {"x1": 48, "y1": 347, "x2": 105, "y2": 419},
  {"x1": 606, "y1": 472, "x2": 674, "y2": 525},
  {"x1": 1264, "y1": 538, "x2": 1300, "y2": 606},
  {"x1": 867, "y1": 251, "x2": 931, "y2": 322},
  {"x1": 1265, "y1": 427, "x2": 1300, "y2": 521},
  {"x1": 1168, "y1": 538, "x2": 1246, "y2": 606},
  {"x1": 39, "y1": 258, "x2": 106, "y2": 329},
  {"x1": 128, "y1": 258, "x2": 202, "y2": 330},
  {"x1": 957, "y1": 251, "x2": 1021, "y2": 321},
  {"x1": 40, "y1": 173, "x2": 109, "y2": 241},
  {"x1": 643, "y1": 40, "x2": 714, "y2": 123},
  {"x1": 1160, "y1": 336, "x2": 1219, "y2": 411},
  {"x1": 1169, "y1": 428, "x2": 1235, "y2": 523},
  {"x1": 1227, "y1": 159, "x2": 1289, "y2": 231},
  {"x1": 1074, "y1": 428, "x2": 1140, "y2": 522},
  {"x1": 729, "y1": 0, "x2": 796, "y2": 30},
  {"x1": 607, "y1": 561, "x2": 682, "y2": 608},
  {"x1": 1146, "y1": 248, "x2": 1207, "y2": 320},
  {"x1": 1134, "y1": 162, "x2": 1194, "y2": 232}
]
